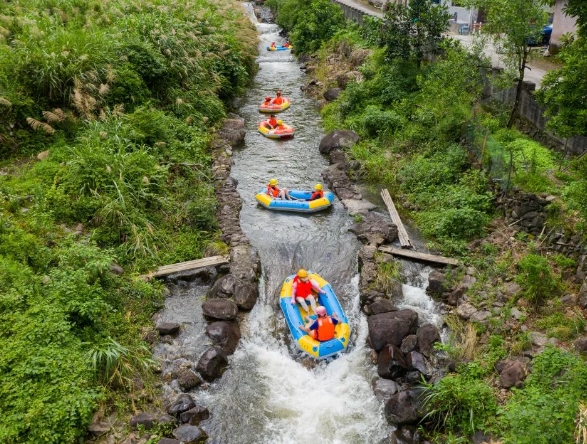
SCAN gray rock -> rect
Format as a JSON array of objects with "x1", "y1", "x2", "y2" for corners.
[
  {"x1": 202, "y1": 299, "x2": 238, "y2": 320},
  {"x1": 172, "y1": 424, "x2": 208, "y2": 443},
  {"x1": 196, "y1": 347, "x2": 228, "y2": 382},
  {"x1": 579, "y1": 279, "x2": 587, "y2": 309},
  {"x1": 499, "y1": 360, "x2": 526, "y2": 389},
  {"x1": 167, "y1": 394, "x2": 196, "y2": 415},
  {"x1": 407, "y1": 351, "x2": 430, "y2": 376},
  {"x1": 176, "y1": 369, "x2": 202, "y2": 391},
  {"x1": 110, "y1": 263, "x2": 124, "y2": 275},
  {"x1": 426, "y1": 271, "x2": 445, "y2": 296},
  {"x1": 158, "y1": 439, "x2": 181, "y2": 444},
  {"x1": 179, "y1": 406, "x2": 210, "y2": 425},
  {"x1": 470, "y1": 310, "x2": 492, "y2": 323},
  {"x1": 503, "y1": 282, "x2": 522, "y2": 297},
  {"x1": 318, "y1": 130, "x2": 359, "y2": 154},
  {"x1": 208, "y1": 274, "x2": 258, "y2": 310},
  {"x1": 349, "y1": 213, "x2": 398, "y2": 246},
  {"x1": 205, "y1": 321, "x2": 241, "y2": 355},
  {"x1": 416, "y1": 324, "x2": 441, "y2": 357},
  {"x1": 130, "y1": 412, "x2": 155, "y2": 430},
  {"x1": 369, "y1": 299, "x2": 399, "y2": 315},
  {"x1": 87, "y1": 422, "x2": 110, "y2": 436},
  {"x1": 384, "y1": 389, "x2": 425, "y2": 425},
  {"x1": 456, "y1": 303, "x2": 477, "y2": 320},
  {"x1": 372, "y1": 378, "x2": 400, "y2": 402},
  {"x1": 529, "y1": 331, "x2": 547, "y2": 347},
  {"x1": 230, "y1": 245, "x2": 261, "y2": 282},
  {"x1": 323, "y1": 87, "x2": 342, "y2": 102},
  {"x1": 400, "y1": 335, "x2": 418, "y2": 355},
  {"x1": 510, "y1": 307, "x2": 524, "y2": 320},
  {"x1": 157, "y1": 322, "x2": 180, "y2": 336},
  {"x1": 341, "y1": 199, "x2": 376, "y2": 215},
  {"x1": 368, "y1": 309, "x2": 419, "y2": 351},
  {"x1": 574, "y1": 336, "x2": 587, "y2": 353}
]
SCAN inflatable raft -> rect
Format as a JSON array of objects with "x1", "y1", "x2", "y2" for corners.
[
  {"x1": 258, "y1": 121, "x2": 295, "y2": 139},
  {"x1": 267, "y1": 45, "x2": 293, "y2": 51},
  {"x1": 280, "y1": 273, "x2": 350, "y2": 359},
  {"x1": 255, "y1": 189, "x2": 334, "y2": 213},
  {"x1": 259, "y1": 97, "x2": 290, "y2": 113}
]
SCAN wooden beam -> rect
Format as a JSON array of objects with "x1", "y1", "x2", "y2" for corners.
[
  {"x1": 380, "y1": 189, "x2": 413, "y2": 249},
  {"x1": 379, "y1": 245, "x2": 458, "y2": 266},
  {"x1": 142, "y1": 255, "x2": 229, "y2": 279}
]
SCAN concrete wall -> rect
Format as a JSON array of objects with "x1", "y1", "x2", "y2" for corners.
[{"x1": 550, "y1": 0, "x2": 578, "y2": 53}]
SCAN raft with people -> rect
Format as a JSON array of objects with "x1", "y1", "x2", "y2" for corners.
[
  {"x1": 280, "y1": 272, "x2": 350, "y2": 359},
  {"x1": 259, "y1": 97, "x2": 290, "y2": 113},
  {"x1": 255, "y1": 187, "x2": 334, "y2": 213},
  {"x1": 258, "y1": 119, "x2": 295, "y2": 139}
]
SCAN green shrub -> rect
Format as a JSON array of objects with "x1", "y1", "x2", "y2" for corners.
[
  {"x1": 423, "y1": 373, "x2": 498, "y2": 436},
  {"x1": 289, "y1": 0, "x2": 346, "y2": 54},
  {"x1": 515, "y1": 254, "x2": 561, "y2": 306}
]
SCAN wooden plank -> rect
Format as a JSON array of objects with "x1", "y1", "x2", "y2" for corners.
[
  {"x1": 143, "y1": 255, "x2": 229, "y2": 279},
  {"x1": 380, "y1": 189, "x2": 413, "y2": 249},
  {"x1": 379, "y1": 245, "x2": 459, "y2": 266}
]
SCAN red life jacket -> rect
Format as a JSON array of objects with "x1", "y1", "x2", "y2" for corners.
[
  {"x1": 267, "y1": 185, "x2": 280, "y2": 197},
  {"x1": 293, "y1": 275, "x2": 313, "y2": 298},
  {"x1": 267, "y1": 118, "x2": 278, "y2": 128},
  {"x1": 314, "y1": 317, "x2": 335, "y2": 341},
  {"x1": 310, "y1": 190, "x2": 324, "y2": 200},
  {"x1": 272, "y1": 97, "x2": 284, "y2": 105}
]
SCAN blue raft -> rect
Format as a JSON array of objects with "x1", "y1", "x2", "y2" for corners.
[
  {"x1": 279, "y1": 273, "x2": 351, "y2": 359},
  {"x1": 255, "y1": 188, "x2": 334, "y2": 213},
  {"x1": 266, "y1": 46, "x2": 292, "y2": 51}
]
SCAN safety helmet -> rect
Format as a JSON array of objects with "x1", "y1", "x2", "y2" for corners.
[
  {"x1": 297, "y1": 269, "x2": 308, "y2": 278},
  {"x1": 315, "y1": 183, "x2": 323, "y2": 191},
  {"x1": 277, "y1": 119, "x2": 283, "y2": 125},
  {"x1": 265, "y1": 96, "x2": 271, "y2": 100},
  {"x1": 315, "y1": 306, "x2": 327, "y2": 316},
  {"x1": 269, "y1": 178, "x2": 278, "y2": 186}
]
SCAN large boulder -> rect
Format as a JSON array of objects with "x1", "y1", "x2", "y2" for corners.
[
  {"x1": 384, "y1": 389, "x2": 425, "y2": 425},
  {"x1": 368, "y1": 309, "x2": 419, "y2": 351},
  {"x1": 130, "y1": 413, "x2": 155, "y2": 430},
  {"x1": 416, "y1": 324, "x2": 441, "y2": 357},
  {"x1": 378, "y1": 344, "x2": 408, "y2": 379},
  {"x1": 372, "y1": 378, "x2": 400, "y2": 402},
  {"x1": 407, "y1": 351, "x2": 431, "y2": 376},
  {"x1": 230, "y1": 244, "x2": 260, "y2": 283},
  {"x1": 218, "y1": 118, "x2": 246, "y2": 148},
  {"x1": 400, "y1": 335, "x2": 418, "y2": 355},
  {"x1": 575, "y1": 336, "x2": 587, "y2": 354},
  {"x1": 196, "y1": 347, "x2": 228, "y2": 382},
  {"x1": 172, "y1": 424, "x2": 208, "y2": 443},
  {"x1": 175, "y1": 369, "x2": 202, "y2": 391},
  {"x1": 349, "y1": 213, "x2": 398, "y2": 246},
  {"x1": 208, "y1": 274, "x2": 258, "y2": 310},
  {"x1": 426, "y1": 271, "x2": 445, "y2": 296},
  {"x1": 206, "y1": 321, "x2": 241, "y2": 355},
  {"x1": 318, "y1": 130, "x2": 359, "y2": 155},
  {"x1": 202, "y1": 299, "x2": 238, "y2": 320},
  {"x1": 157, "y1": 322, "x2": 180, "y2": 336},
  {"x1": 369, "y1": 299, "x2": 398, "y2": 315}
]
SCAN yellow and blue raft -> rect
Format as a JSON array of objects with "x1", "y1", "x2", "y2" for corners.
[
  {"x1": 255, "y1": 188, "x2": 334, "y2": 213},
  {"x1": 280, "y1": 273, "x2": 350, "y2": 359}
]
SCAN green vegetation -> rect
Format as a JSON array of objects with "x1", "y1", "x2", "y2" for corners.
[{"x1": 0, "y1": 0, "x2": 257, "y2": 441}]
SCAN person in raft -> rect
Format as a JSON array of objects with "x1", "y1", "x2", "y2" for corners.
[
  {"x1": 284, "y1": 41, "x2": 291, "y2": 48},
  {"x1": 270, "y1": 41, "x2": 276, "y2": 49},
  {"x1": 266, "y1": 114, "x2": 279, "y2": 129},
  {"x1": 307, "y1": 183, "x2": 324, "y2": 201},
  {"x1": 291, "y1": 268, "x2": 325, "y2": 314},
  {"x1": 272, "y1": 90, "x2": 284, "y2": 105},
  {"x1": 266, "y1": 178, "x2": 292, "y2": 200},
  {"x1": 262, "y1": 96, "x2": 272, "y2": 106},
  {"x1": 300, "y1": 306, "x2": 339, "y2": 341}
]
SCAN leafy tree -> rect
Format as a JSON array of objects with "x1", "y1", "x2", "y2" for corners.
[
  {"x1": 289, "y1": 0, "x2": 346, "y2": 54},
  {"x1": 466, "y1": 0, "x2": 549, "y2": 128},
  {"x1": 377, "y1": 0, "x2": 451, "y2": 66}
]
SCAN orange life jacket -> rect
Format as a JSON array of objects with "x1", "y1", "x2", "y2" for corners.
[
  {"x1": 310, "y1": 190, "x2": 324, "y2": 200},
  {"x1": 293, "y1": 275, "x2": 313, "y2": 298},
  {"x1": 314, "y1": 317, "x2": 335, "y2": 341},
  {"x1": 267, "y1": 118, "x2": 278, "y2": 128},
  {"x1": 272, "y1": 97, "x2": 284, "y2": 105},
  {"x1": 267, "y1": 185, "x2": 280, "y2": 197}
]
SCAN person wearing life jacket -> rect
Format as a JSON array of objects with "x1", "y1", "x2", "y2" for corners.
[
  {"x1": 272, "y1": 90, "x2": 284, "y2": 105},
  {"x1": 300, "y1": 306, "x2": 339, "y2": 341},
  {"x1": 276, "y1": 119, "x2": 284, "y2": 130},
  {"x1": 266, "y1": 178, "x2": 291, "y2": 200},
  {"x1": 270, "y1": 41, "x2": 276, "y2": 49},
  {"x1": 266, "y1": 114, "x2": 278, "y2": 129},
  {"x1": 284, "y1": 41, "x2": 291, "y2": 48},
  {"x1": 307, "y1": 183, "x2": 324, "y2": 201},
  {"x1": 262, "y1": 96, "x2": 272, "y2": 106},
  {"x1": 291, "y1": 269, "x2": 325, "y2": 313}
]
